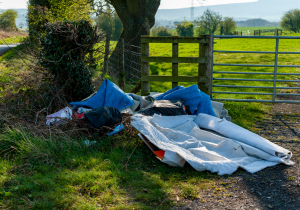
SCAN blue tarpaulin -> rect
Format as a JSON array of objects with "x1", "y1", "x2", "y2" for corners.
[
  {"x1": 155, "y1": 85, "x2": 216, "y2": 116},
  {"x1": 70, "y1": 79, "x2": 134, "y2": 110}
]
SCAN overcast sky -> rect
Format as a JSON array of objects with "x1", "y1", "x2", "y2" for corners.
[{"x1": 0, "y1": 0, "x2": 258, "y2": 9}]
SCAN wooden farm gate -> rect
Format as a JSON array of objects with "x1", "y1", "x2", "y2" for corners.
[{"x1": 140, "y1": 35, "x2": 212, "y2": 96}]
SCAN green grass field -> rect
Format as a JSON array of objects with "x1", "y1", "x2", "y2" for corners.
[
  {"x1": 0, "y1": 36, "x2": 26, "y2": 45},
  {"x1": 0, "y1": 34, "x2": 300, "y2": 209}
]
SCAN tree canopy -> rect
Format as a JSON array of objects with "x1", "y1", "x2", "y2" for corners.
[
  {"x1": 281, "y1": 9, "x2": 300, "y2": 33},
  {"x1": 0, "y1": 9, "x2": 18, "y2": 31},
  {"x1": 28, "y1": 0, "x2": 92, "y2": 35},
  {"x1": 176, "y1": 20, "x2": 194, "y2": 37},
  {"x1": 221, "y1": 17, "x2": 236, "y2": 35},
  {"x1": 196, "y1": 9, "x2": 222, "y2": 35},
  {"x1": 95, "y1": 8, "x2": 123, "y2": 41},
  {"x1": 151, "y1": 26, "x2": 172, "y2": 36}
]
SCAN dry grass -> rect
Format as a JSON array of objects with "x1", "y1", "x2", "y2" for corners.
[{"x1": 0, "y1": 30, "x2": 27, "y2": 40}]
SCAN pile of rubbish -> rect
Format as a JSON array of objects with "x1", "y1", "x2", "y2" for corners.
[{"x1": 46, "y1": 79, "x2": 294, "y2": 175}]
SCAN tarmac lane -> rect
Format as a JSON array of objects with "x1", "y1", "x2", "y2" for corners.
[{"x1": 0, "y1": 44, "x2": 19, "y2": 56}]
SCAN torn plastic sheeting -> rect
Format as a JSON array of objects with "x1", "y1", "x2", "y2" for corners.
[
  {"x1": 69, "y1": 79, "x2": 134, "y2": 111},
  {"x1": 132, "y1": 114, "x2": 293, "y2": 175},
  {"x1": 154, "y1": 85, "x2": 216, "y2": 117},
  {"x1": 195, "y1": 113, "x2": 292, "y2": 159},
  {"x1": 46, "y1": 107, "x2": 72, "y2": 126},
  {"x1": 77, "y1": 107, "x2": 92, "y2": 114},
  {"x1": 107, "y1": 124, "x2": 125, "y2": 136}
]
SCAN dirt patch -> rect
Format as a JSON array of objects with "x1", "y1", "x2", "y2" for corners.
[
  {"x1": 0, "y1": 30, "x2": 27, "y2": 40},
  {"x1": 175, "y1": 104, "x2": 300, "y2": 210},
  {"x1": 273, "y1": 82, "x2": 300, "y2": 115}
]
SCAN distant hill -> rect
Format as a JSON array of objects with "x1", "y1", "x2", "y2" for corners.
[
  {"x1": 156, "y1": 0, "x2": 300, "y2": 22},
  {"x1": 2, "y1": 0, "x2": 299, "y2": 29},
  {"x1": 236, "y1": 18, "x2": 281, "y2": 27},
  {"x1": 0, "y1": 9, "x2": 27, "y2": 28}
]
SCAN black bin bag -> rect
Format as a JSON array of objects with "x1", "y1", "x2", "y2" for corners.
[
  {"x1": 138, "y1": 99, "x2": 187, "y2": 116},
  {"x1": 84, "y1": 106, "x2": 123, "y2": 128}
]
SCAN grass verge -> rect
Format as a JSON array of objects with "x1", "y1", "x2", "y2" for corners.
[
  {"x1": 0, "y1": 36, "x2": 26, "y2": 45},
  {"x1": 0, "y1": 44, "x2": 28, "y2": 97},
  {"x1": 0, "y1": 125, "x2": 217, "y2": 209}
]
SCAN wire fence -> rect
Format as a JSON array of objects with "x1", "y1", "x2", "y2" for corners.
[
  {"x1": 124, "y1": 43, "x2": 141, "y2": 82},
  {"x1": 105, "y1": 39, "x2": 141, "y2": 92}
]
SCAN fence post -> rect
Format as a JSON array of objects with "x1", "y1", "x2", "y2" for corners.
[
  {"x1": 198, "y1": 35, "x2": 210, "y2": 96},
  {"x1": 259, "y1": 30, "x2": 261, "y2": 36},
  {"x1": 209, "y1": 34, "x2": 214, "y2": 98},
  {"x1": 102, "y1": 35, "x2": 110, "y2": 76},
  {"x1": 272, "y1": 37, "x2": 280, "y2": 102},
  {"x1": 118, "y1": 38, "x2": 125, "y2": 90},
  {"x1": 172, "y1": 36, "x2": 179, "y2": 89},
  {"x1": 141, "y1": 36, "x2": 150, "y2": 96},
  {"x1": 275, "y1": 29, "x2": 278, "y2": 36}
]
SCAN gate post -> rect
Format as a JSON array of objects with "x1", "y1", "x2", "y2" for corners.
[
  {"x1": 141, "y1": 36, "x2": 150, "y2": 96},
  {"x1": 208, "y1": 34, "x2": 214, "y2": 98},
  {"x1": 172, "y1": 36, "x2": 179, "y2": 88},
  {"x1": 198, "y1": 35, "x2": 212, "y2": 96},
  {"x1": 273, "y1": 37, "x2": 280, "y2": 102}
]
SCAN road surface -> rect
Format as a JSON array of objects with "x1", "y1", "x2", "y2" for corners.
[{"x1": 0, "y1": 44, "x2": 19, "y2": 56}]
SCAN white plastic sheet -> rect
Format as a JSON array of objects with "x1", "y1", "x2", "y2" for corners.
[{"x1": 131, "y1": 114, "x2": 294, "y2": 175}]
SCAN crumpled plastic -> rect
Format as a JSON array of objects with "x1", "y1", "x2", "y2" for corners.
[{"x1": 107, "y1": 124, "x2": 125, "y2": 136}]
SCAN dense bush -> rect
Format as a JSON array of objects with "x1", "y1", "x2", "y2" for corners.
[
  {"x1": 39, "y1": 20, "x2": 100, "y2": 101},
  {"x1": 176, "y1": 20, "x2": 194, "y2": 37},
  {"x1": 0, "y1": 9, "x2": 18, "y2": 31},
  {"x1": 151, "y1": 26, "x2": 172, "y2": 36}
]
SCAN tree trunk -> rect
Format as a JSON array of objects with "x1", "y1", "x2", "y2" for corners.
[{"x1": 107, "y1": 0, "x2": 160, "y2": 82}]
